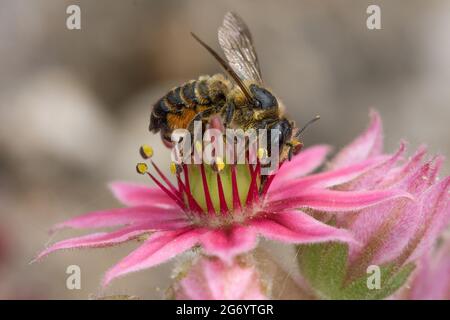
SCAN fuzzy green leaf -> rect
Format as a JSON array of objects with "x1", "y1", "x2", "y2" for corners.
[{"x1": 297, "y1": 243, "x2": 415, "y2": 300}]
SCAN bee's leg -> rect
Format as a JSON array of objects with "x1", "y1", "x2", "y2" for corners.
[
  {"x1": 286, "y1": 139, "x2": 303, "y2": 161},
  {"x1": 287, "y1": 144, "x2": 294, "y2": 161},
  {"x1": 221, "y1": 101, "x2": 235, "y2": 126}
]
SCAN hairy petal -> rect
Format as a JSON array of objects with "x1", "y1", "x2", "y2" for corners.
[
  {"x1": 348, "y1": 198, "x2": 420, "y2": 266},
  {"x1": 102, "y1": 228, "x2": 206, "y2": 287},
  {"x1": 393, "y1": 145, "x2": 427, "y2": 180},
  {"x1": 265, "y1": 189, "x2": 413, "y2": 212},
  {"x1": 35, "y1": 224, "x2": 157, "y2": 261},
  {"x1": 344, "y1": 142, "x2": 406, "y2": 191},
  {"x1": 109, "y1": 182, "x2": 178, "y2": 207},
  {"x1": 348, "y1": 160, "x2": 446, "y2": 266},
  {"x1": 406, "y1": 177, "x2": 450, "y2": 263},
  {"x1": 51, "y1": 206, "x2": 186, "y2": 231},
  {"x1": 349, "y1": 169, "x2": 450, "y2": 264},
  {"x1": 200, "y1": 226, "x2": 258, "y2": 264},
  {"x1": 375, "y1": 162, "x2": 436, "y2": 263},
  {"x1": 409, "y1": 242, "x2": 450, "y2": 300},
  {"x1": 250, "y1": 210, "x2": 355, "y2": 244},
  {"x1": 176, "y1": 258, "x2": 267, "y2": 300},
  {"x1": 330, "y1": 110, "x2": 383, "y2": 169},
  {"x1": 269, "y1": 145, "x2": 331, "y2": 190},
  {"x1": 269, "y1": 156, "x2": 387, "y2": 199}
]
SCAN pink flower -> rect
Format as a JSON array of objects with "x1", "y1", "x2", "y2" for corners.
[
  {"x1": 330, "y1": 112, "x2": 450, "y2": 275},
  {"x1": 34, "y1": 112, "x2": 412, "y2": 288},
  {"x1": 405, "y1": 239, "x2": 450, "y2": 300},
  {"x1": 172, "y1": 255, "x2": 268, "y2": 300},
  {"x1": 296, "y1": 111, "x2": 449, "y2": 300}
]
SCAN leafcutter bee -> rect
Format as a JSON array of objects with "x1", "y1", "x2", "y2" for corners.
[{"x1": 149, "y1": 12, "x2": 319, "y2": 161}]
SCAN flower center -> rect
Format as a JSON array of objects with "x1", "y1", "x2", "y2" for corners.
[{"x1": 136, "y1": 145, "x2": 277, "y2": 228}]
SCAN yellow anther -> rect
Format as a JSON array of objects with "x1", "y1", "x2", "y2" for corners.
[
  {"x1": 170, "y1": 162, "x2": 177, "y2": 175},
  {"x1": 140, "y1": 144, "x2": 153, "y2": 159},
  {"x1": 257, "y1": 147, "x2": 268, "y2": 160},
  {"x1": 136, "y1": 162, "x2": 148, "y2": 174},
  {"x1": 215, "y1": 157, "x2": 225, "y2": 172},
  {"x1": 195, "y1": 140, "x2": 203, "y2": 153}
]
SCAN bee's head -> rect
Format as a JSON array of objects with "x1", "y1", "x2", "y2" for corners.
[{"x1": 249, "y1": 84, "x2": 278, "y2": 109}]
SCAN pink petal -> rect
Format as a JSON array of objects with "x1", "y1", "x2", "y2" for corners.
[
  {"x1": 269, "y1": 145, "x2": 330, "y2": 190},
  {"x1": 345, "y1": 142, "x2": 406, "y2": 191},
  {"x1": 350, "y1": 163, "x2": 430, "y2": 265},
  {"x1": 406, "y1": 176, "x2": 450, "y2": 263},
  {"x1": 350, "y1": 197, "x2": 421, "y2": 265},
  {"x1": 176, "y1": 258, "x2": 267, "y2": 300},
  {"x1": 51, "y1": 206, "x2": 186, "y2": 231},
  {"x1": 200, "y1": 226, "x2": 258, "y2": 264},
  {"x1": 330, "y1": 110, "x2": 383, "y2": 169},
  {"x1": 269, "y1": 156, "x2": 387, "y2": 199},
  {"x1": 266, "y1": 188, "x2": 413, "y2": 212},
  {"x1": 35, "y1": 223, "x2": 157, "y2": 261},
  {"x1": 428, "y1": 155, "x2": 444, "y2": 183},
  {"x1": 250, "y1": 210, "x2": 355, "y2": 244},
  {"x1": 176, "y1": 269, "x2": 209, "y2": 300},
  {"x1": 203, "y1": 259, "x2": 255, "y2": 299},
  {"x1": 391, "y1": 146, "x2": 428, "y2": 182},
  {"x1": 410, "y1": 242, "x2": 450, "y2": 300},
  {"x1": 391, "y1": 160, "x2": 436, "y2": 196},
  {"x1": 367, "y1": 145, "x2": 426, "y2": 190},
  {"x1": 109, "y1": 182, "x2": 178, "y2": 207},
  {"x1": 335, "y1": 147, "x2": 404, "y2": 227},
  {"x1": 102, "y1": 228, "x2": 206, "y2": 287},
  {"x1": 348, "y1": 169, "x2": 448, "y2": 266}
]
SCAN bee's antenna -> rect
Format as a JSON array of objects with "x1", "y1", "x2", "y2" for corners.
[
  {"x1": 190, "y1": 32, "x2": 254, "y2": 103},
  {"x1": 295, "y1": 115, "x2": 321, "y2": 138}
]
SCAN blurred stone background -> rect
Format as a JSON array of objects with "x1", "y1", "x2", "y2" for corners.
[{"x1": 0, "y1": 0, "x2": 449, "y2": 299}]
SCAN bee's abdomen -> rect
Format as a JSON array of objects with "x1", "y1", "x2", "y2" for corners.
[{"x1": 149, "y1": 75, "x2": 229, "y2": 139}]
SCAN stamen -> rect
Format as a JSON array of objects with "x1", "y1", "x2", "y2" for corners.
[
  {"x1": 182, "y1": 164, "x2": 204, "y2": 214},
  {"x1": 246, "y1": 162, "x2": 260, "y2": 206},
  {"x1": 214, "y1": 157, "x2": 225, "y2": 172},
  {"x1": 195, "y1": 140, "x2": 203, "y2": 154},
  {"x1": 150, "y1": 160, "x2": 181, "y2": 198},
  {"x1": 199, "y1": 164, "x2": 216, "y2": 215},
  {"x1": 257, "y1": 147, "x2": 267, "y2": 161},
  {"x1": 145, "y1": 171, "x2": 185, "y2": 210},
  {"x1": 260, "y1": 160, "x2": 284, "y2": 198},
  {"x1": 183, "y1": 164, "x2": 191, "y2": 193},
  {"x1": 136, "y1": 163, "x2": 148, "y2": 174},
  {"x1": 170, "y1": 162, "x2": 178, "y2": 175},
  {"x1": 137, "y1": 146, "x2": 186, "y2": 210},
  {"x1": 230, "y1": 165, "x2": 242, "y2": 212},
  {"x1": 139, "y1": 144, "x2": 154, "y2": 159},
  {"x1": 216, "y1": 172, "x2": 229, "y2": 215},
  {"x1": 171, "y1": 162, "x2": 184, "y2": 197},
  {"x1": 176, "y1": 174, "x2": 203, "y2": 215},
  {"x1": 253, "y1": 162, "x2": 261, "y2": 200},
  {"x1": 261, "y1": 174, "x2": 276, "y2": 197}
]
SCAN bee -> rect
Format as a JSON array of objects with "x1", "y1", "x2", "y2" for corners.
[{"x1": 149, "y1": 12, "x2": 319, "y2": 160}]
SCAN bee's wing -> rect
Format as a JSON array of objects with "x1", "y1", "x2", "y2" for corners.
[{"x1": 218, "y1": 12, "x2": 263, "y2": 84}]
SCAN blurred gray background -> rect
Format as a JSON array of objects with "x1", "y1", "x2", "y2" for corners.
[{"x1": 0, "y1": 0, "x2": 449, "y2": 299}]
